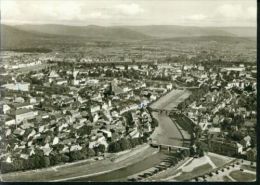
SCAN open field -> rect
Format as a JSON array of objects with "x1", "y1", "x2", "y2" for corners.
[
  {"x1": 223, "y1": 176, "x2": 233, "y2": 182},
  {"x1": 202, "y1": 159, "x2": 256, "y2": 182},
  {"x1": 229, "y1": 170, "x2": 256, "y2": 182},
  {"x1": 240, "y1": 165, "x2": 256, "y2": 172},
  {"x1": 174, "y1": 163, "x2": 212, "y2": 181},
  {"x1": 145, "y1": 157, "x2": 192, "y2": 181},
  {"x1": 207, "y1": 152, "x2": 233, "y2": 167}
]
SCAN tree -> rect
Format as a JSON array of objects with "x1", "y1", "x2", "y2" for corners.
[
  {"x1": 182, "y1": 149, "x2": 190, "y2": 157},
  {"x1": 151, "y1": 118, "x2": 158, "y2": 128},
  {"x1": 43, "y1": 156, "x2": 50, "y2": 168},
  {"x1": 119, "y1": 138, "x2": 130, "y2": 151},
  {"x1": 60, "y1": 154, "x2": 70, "y2": 163},
  {"x1": 230, "y1": 131, "x2": 243, "y2": 142},
  {"x1": 98, "y1": 144, "x2": 106, "y2": 153},
  {"x1": 78, "y1": 125, "x2": 93, "y2": 136},
  {"x1": 69, "y1": 150, "x2": 86, "y2": 162},
  {"x1": 195, "y1": 141, "x2": 208, "y2": 157},
  {"x1": 123, "y1": 112, "x2": 134, "y2": 127},
  {"x1": 1, "y1": 161, "x2": 15, "y2": 173},
  {"x1": 87, "y1": 148, "x2": 96, "y2": 157},
  {"x1": 198, "y1": 148, "x2": 204, "y2": 157},
  {"x1": 189, "y1": 147, "x2": 196, "y2": 156},
  {"x1": 108, "y1": 142, "x2": 121, "y2": 153},
  {"x1": 50, "y1": 153, "x2": 63, "y2": 165},
  {"x1": 194, "y1": 125, "x2": 202, "y2": 139},
  {"x1": 30, "y1": 155, "x2": 45, "y2": 169},
  {"x1": 12, "y1": 159, "x2": 25, "y2": 171},
  {"x1": 131, "y1": 138, "x2": 140, "y2": 147},
  {"x1": 138, "y1": 137, "x2": 143, "y2": 145}
]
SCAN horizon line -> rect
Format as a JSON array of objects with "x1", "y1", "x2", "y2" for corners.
[{"x1": 1, "y1": 22, "x2": 257, "y2": 28}]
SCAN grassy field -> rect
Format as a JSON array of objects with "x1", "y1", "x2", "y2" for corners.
[
  {"x1": 207, "y1": 153, "x2": 232, "y2": 167},
  {"x1": 240, "y1": 165, "x2": 256, "y2": 172},
  {"x1": 223, "y1": 176, "x2": 233, "y2": 182},
  {"x1": 208, "y1": 155, "x2": 227, "y2": 167},
  {"x1": 229, "y1": 170, "x2": 256, "y2": 182},
  {"x1": 174, "y1": 163, "x2": 212, "y2": 181},
  {"x1": 182, "y1": 159, "x2": 193, "y2": 167}
]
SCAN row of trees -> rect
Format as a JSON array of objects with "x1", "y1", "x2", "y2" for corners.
[
  {"x1": 6, "y1": 48, "x2": 52, "y2": 53},
  {"x1": 0, "y1": 147, "x2": 96, "y2": 174},
  {"x1": 107, "y1": 137, "x2": 147, "y2": 153}
]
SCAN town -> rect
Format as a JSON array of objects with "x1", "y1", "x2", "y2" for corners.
[{"x1": 0, "y1": 46, "x2": 256, "y2": 181}]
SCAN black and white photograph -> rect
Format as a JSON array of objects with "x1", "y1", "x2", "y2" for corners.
[{"x1": 0, "y1": 0, "x2": 257, "y2": 182}]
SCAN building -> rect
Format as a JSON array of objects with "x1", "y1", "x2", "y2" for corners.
[
  {"x1": 11, "y1": 109, "x2": 38, "y2": 124},
  {"x1": 208, "y1": 139, "x2": 243, "y2": 157},
  {"x1": 2, "y1": 83, "x2": 30, "y2": 91}
]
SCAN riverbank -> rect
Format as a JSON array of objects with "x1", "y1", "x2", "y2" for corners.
[{"x1": 0, "y1": 144, "x2": 157, "y2": 182}]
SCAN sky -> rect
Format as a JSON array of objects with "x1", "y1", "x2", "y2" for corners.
[{"x1": 0, "y1": 0, "x2": 257, "y2": 27}]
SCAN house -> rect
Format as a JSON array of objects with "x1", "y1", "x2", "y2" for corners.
[
  {"x1": 129, "y1": 128, "x2": 141, "y2": 138},
  {"x1": 3, "y1": 104, "x2": 11, "y2": 114},
  {"x1": 91, "y1": 105, "x2": 101, "y2": 113},
  {"x1": 5, "y1": 129, "x2": 11, "y2": 137},
  {"x1": 29, "y1": 97, "x2": 37, "y2": 104},
  {"x1": 89, "y1": 136, "x2": 108, "y2": 149},
  {"x1": 49, "y1": 70, "x2": 60, "y2": 78},
  {"x1": 208, "y1": 127, "x2": 221, "y2": 134},
  {"x1": 166, "y1": 83, "x2": 173, "y2": 90},
  {"x1": 14, "y1": 97, "x2": 25, "y2": 103},
  {"x1": 27, "y1": 129, "x2": 36, "y2": 139},
  {"x1": 13, "y1": 128, "x2": 25, "y2": 136},
  {"x1": 70, "y1": 144, "x2": 82, "y2": 152},
  {"x1": 150, "y1": 94, "x2": 157, "y2": 101},
  {"x1": 5, "y1": 156, "x2": 12, "y2": 163},
  {"x1": 99, "y1": 129, "x2": 112, "y2": 138},
  {"x1": 56, "y1": 78, "x2": 68, "y2": 85},
  {"x1": 52, "y1": 137, "x2": 59, "y2": 145},
  {"x1": 20, "y1": 153, "x2": 29, "y2": 160},
  {"x1": 241, "y1": 135, "x2": 251, "y2": 148},
  {"x1": 60, "y1": 146, "x2": 70, "y2": 154},
  {"x1": 198, "y1": 65, "x2": 205, "y2": 71},
  {"x1": 40, "y1": 143, "x2": 52, "y2": 156},
  {"x1": 2, "y1": 83, "x2": 30, "y2": 91},
  {"x1": 11, "y1": 102, "x2": 34, "y2": 110},
  {"x1": 5, "y1": 116, "x2": 15, "y2": 126},
  {"x1": 11, "y1": 109, "x2": 38, "y2": 124}
]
